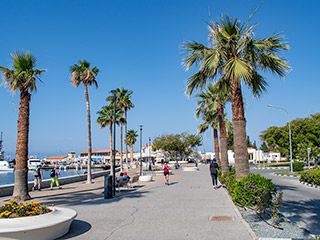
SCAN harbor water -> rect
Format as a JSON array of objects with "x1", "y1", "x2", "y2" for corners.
[{"x1": 0, "y1": 169, "x2": 99, "y2": 186}]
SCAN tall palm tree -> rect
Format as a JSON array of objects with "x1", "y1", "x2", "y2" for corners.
[
  {"x1": 196, "y1": 111, "x2": 220, "y2": 165},
  {"x1": 97, "y1": 104, "x2": 123, "y2": 180},
  {"x1": 196, "y1": 81, "x2": 231, "y2": 175},
  {"x1": 0, "y1": 51, "x2": 45, "y2": 201},
  {"x1": 70, "y1": 60, "x2": 99, "y2": 184},
  {"x1": 126, "y1": 129, "x2": 138, "y2": 167},
  {"x1": 108, "y1": 88, "x2": 134, "y2": 170},
  {"x1": 182, "y1": 15, "x2": 290, "y2": 179}
]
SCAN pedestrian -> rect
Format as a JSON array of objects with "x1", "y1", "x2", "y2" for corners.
[
  {"x1": 163, "y1": 162, "x2": 170, "y2": 185},
  {"x1": 210, "y1": 158, "x2": 219, "y2": 189},
  {"x1": 50, "y1": 166, "x2": 62, "y2": 190},
  {"x1": 149, "y1": 160, "x2": 152, "y2": 171},
  {"x1": 32, "y1": 164, "x2": 43, "y2": 191}
]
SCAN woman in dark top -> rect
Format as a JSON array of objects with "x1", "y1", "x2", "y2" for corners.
[{"x1": 210, "y1": 158, "x2": 219, "y2": 189}]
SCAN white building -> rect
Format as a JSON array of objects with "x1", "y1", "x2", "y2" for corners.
[{"x1": 227, "y1": 148, "x2": 281, "y2": 164}]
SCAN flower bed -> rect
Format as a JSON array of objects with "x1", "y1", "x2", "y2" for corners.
[
  {"x1": 0, "y1": 201, "x2": 51, "y2": 218},
  {"x1": 0, "y1": 204, "x2": 77, "y2": 240}
]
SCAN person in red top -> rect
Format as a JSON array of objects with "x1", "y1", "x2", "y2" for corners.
[{"x1": 163, "y1": 162, "x2": 170, "y2": 185}]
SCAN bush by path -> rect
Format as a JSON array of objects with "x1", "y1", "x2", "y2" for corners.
[{"x1": 300, "y1": 168, "x2": 320, "y2": 186}]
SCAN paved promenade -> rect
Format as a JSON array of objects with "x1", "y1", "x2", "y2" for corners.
[{"x1": 0, "y1": 165, "x2": 254, "y2": 240}]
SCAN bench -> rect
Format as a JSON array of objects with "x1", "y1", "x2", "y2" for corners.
[
  {"x1": 128, "y1": 175, "x2": 140, "y2": 188},
  {"x1": 116, "y1": 179, "x2": 129, "y2": 192}
]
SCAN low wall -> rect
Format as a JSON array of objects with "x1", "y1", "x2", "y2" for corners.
[{"x1": 0, "y1": 169, "x2": 115, "y2": 198}]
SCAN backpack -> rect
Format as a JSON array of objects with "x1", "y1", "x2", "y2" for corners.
[
  {"x1": 50, "y1": 169, "x2": 56, "y2": 178},
  {"x1": 33, "y1": 167, "x2": 40, "y2": 177},
  {"x1": 210, "y1": 163, "x2": 218, "y2": 175}
]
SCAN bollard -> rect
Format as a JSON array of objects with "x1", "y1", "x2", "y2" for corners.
[{"x1": 104, "y1": 175, "x2": 113, "y2": 199}]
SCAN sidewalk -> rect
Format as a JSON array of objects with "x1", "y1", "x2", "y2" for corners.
[{"x1": 1, "y1": 165, "x2": 254, "y2": 240}]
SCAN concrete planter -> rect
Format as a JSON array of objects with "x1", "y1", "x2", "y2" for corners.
[
  {"x1": 139, "y1": 175, "x2": 153, "y2": 182},
  {"x1": 183, "y1": 167, "x2": 199, "y2": 172},
  {"x1": 0, "y1": 207, "x2": 77, "y2": 240}
]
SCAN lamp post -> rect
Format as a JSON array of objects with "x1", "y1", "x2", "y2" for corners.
[
  {"x1": 267, "y1": 105, "x2": 293, "y2": 173},
  {"x1": 112, "y1": 90, "x2": 117, "y2": 196},
  {"x1": 139, "y1": 125, "x2": 143, "y2": 176}
]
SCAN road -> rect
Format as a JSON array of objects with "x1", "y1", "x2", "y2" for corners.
[{"x1": 251, "y1": 167, "x2": 320, "y2": 236}]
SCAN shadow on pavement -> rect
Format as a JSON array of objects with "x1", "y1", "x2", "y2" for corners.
[
  {"x1": 32, "y1": 187, "x2": 150, "y2": 207},
  {"x1": 276, "y1": 184, "x2": 297, "y2": 191},
  {"x1": 167, "y1": 182, "x2": 178, "y2": 186},
  {"x1": 57, "y1": 220, "x2": 91, "y2": 239},
  {"x1": 281, "y1": 199, "x2": 320, "y2": 236}
]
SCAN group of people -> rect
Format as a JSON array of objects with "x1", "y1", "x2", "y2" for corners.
[
  {"x1": 32, "y1": 159, "x2": 219, "y2": 192},
  {"x1": 162, "y1": 159, "x2": 219, "y2": 189},
  {"x1": 115, "y1": 172, "x2": 130, "y2": 187},
  {"x1": 32, "y1": 165, "x2": 62, "y2": 191}
]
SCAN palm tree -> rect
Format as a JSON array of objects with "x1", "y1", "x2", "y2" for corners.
[
  {"x1": 126, "y1": 129, "x2": 138, "y2": 167},
  {"x1": 196, "y1": 113, "x2": 220, "y2": 166},
  {"x1": 70, "y1": 60, "x2": 99, "y2": 184},
  {"x1": 97, "y1": 104, "x2": 123, "y2": 181},
  {"x1": 108, "y1": 88, "x2": 134, "y2": 170},
  {"x1": 196, "y1": 82, "x2": 231, "y2": 175},
  {"x1": 0, "y1": 51, "x2": 45, "y2": 201},
  {"x1": 182, "y1": 15, "x2": 290, "y2": 178}
]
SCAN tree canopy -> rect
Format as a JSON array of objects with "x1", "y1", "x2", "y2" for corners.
[
  {"x1": 260, "y1": 113, "x2": 320, "y2": 160},
  {"x1": 152, "y1": 132, "x2": 202, "y2": 161}
]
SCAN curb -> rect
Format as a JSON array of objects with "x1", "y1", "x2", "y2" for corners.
[
  {"x1": 274, "y1": 173, "x2": 299, "y2": 178},
  {"x1": 221, "y1": 187, "x2": 258, "y2": 240},
  {"x1": 274, "y1": 174, "x2": 320, "y2": 190},
  {"x1": 300, "y1": 181, "x2": 320, "y2": 189},
  {"x1": 254, "y1": 167, "x2": 289, "y2": 170}
]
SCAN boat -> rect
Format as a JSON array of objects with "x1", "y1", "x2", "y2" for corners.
[
  {"x1": 28, "y1": 156, "x2": 41, "y2": 170},
  {"x1": 0, "y1": 160, "x2": 14, "y2": 171},
  {"x1": 0, "y1": 132, "x2": 14, "y2": 171}
]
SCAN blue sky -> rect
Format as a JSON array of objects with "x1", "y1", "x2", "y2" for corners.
[{"x1": 0, "y1": 0, "x2": 319, "y2": 158}]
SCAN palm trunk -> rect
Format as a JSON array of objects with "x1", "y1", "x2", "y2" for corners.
[
  {"x1": 110, "y1": 124, "x2": 114, "y2": 177},
  {"x1": 125, "y1": 110, "x2": 129, "y2": 170},
  {"x1": 84, "y1": 84, "x2": 92, "y2": 184},
  {"x1": 213, "y1": 127, "x2": 220, "y2": 165},
  {"x1": 230, "y1": 81, "x2": 249, "y2": 179},
  {"x1": 218, "y1": 104, "x2": 229, "y2": 175},
  {"x1": 120, "y1": 122, "x2": 123, "y2": 171},
  {"x1": 130, "y1": 144, "x2": 134, "y2": 167},
  {"x1": 12, "y1": 91, "x2": 31, "y2": 201}
]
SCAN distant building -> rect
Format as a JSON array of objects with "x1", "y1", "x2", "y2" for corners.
[
  {"x1": 46, "y1": 156, "x2": 68, "y2": 164},
  {"x1": 133, "y1": 144, "x2": 155, "y2": 162},
  {"x1": 264, "y1": 151, "x2": 281, "y2": 162},
  {"x1": 226, "y1": 148, "x2": 281, "y2": 164},
  {"x1": 80, "y1": 149, "x2": 111, "y2": 163}
]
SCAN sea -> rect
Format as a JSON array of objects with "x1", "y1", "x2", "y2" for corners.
[{"x1": 0, "y1": 169, "x2": 99, "y2": 186}]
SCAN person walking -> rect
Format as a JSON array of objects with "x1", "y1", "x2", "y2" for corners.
[
  {"x1": 32, "y1": 164, "x2": 43, "y2": 191},
  {"x1": 163, "y1": 162, "x2": 170, "y2": 185},
  {"x1": 210, "y1": 158, "x2": 219, "y2": 189},
  {"x1": 50, "y1": 166, "x2": 62, "y2": 190}
]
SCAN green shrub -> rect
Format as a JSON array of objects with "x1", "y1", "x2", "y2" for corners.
[
  {"x1": 300, "y1": 168, "x2": 320, "y2": 186},
  {"x1": 220, "y1": 171, "x2": 237, "y2": 193},
  {"x1": 293, "y1": 161, "x2": 305, "y2": 172},
  {"x1": 231, "y1": 173, "x2": 276, "y2": 207}
]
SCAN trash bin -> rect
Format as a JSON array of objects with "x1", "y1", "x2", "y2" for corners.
[{"x1": 104, "y1": 175, "x2": 113, "y2": 199}]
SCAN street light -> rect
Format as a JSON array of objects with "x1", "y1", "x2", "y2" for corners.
[
  {"x1": 267, "y1": 105, "x2": 293, "y2": 173},
  {"x1": 139, "y1": 125, "x2": 143, "y2": 176}
]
